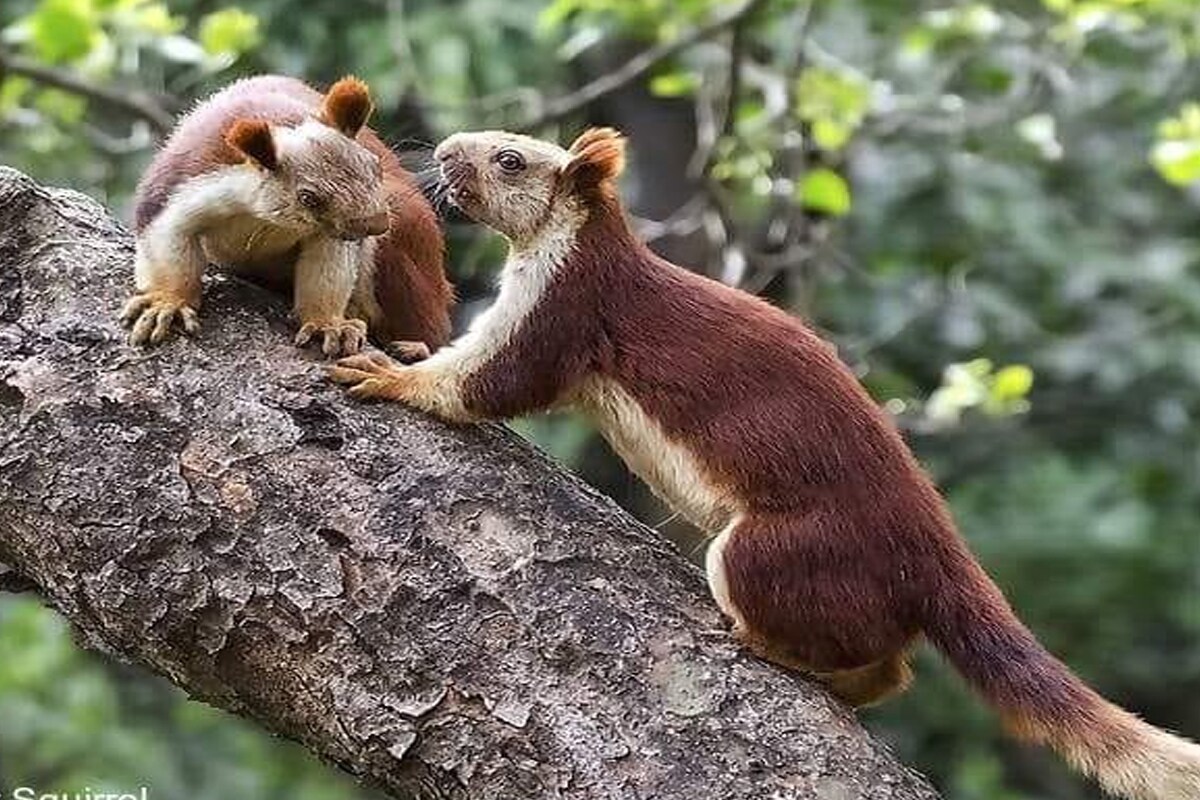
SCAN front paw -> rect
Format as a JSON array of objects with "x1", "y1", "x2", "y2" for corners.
[
  {"x1": 328, "y1": 353, "x2": 412, "y2": 402},
  {"x1": 295, "y1": 318, "x2": 368, "y2": 357},
  {"x1": 120, "y1": 291, "x2": 200, "y2": 345}
]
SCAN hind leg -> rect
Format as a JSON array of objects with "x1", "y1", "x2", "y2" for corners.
[
  {"x1": 815, "y1": 654, "x2": 914, "y2": 708},
  {"x1": 729, "y1": 623, "x2": 913, "y2": 707},
  {"x1": 705, "y1": 513, "x2": 917, "y2": 707}
]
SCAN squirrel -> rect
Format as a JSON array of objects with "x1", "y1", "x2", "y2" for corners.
[
  {"x1": 121, "y1": 75, "x2": 452, "y2": 359},
  {"x1": 329, "y1": 127, "x2": 1200, "y2": 800}
]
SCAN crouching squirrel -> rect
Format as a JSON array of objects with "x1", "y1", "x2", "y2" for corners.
[
  {"x1": 122, "y1": 75, "x2": 452, "y2": 358},
  {"x1": 330, "y1": 127, "x2": 1200, "y2": 800}
]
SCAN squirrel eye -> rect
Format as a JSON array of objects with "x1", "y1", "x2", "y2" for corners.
[
  {"x1": 298, "y1": 189, "x2": 325, "y2": 211},
  {"x1": 494, "y1": 149, "x2": 526, "y2": 173}
]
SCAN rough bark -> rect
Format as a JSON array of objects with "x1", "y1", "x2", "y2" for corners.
[{"x1": 0, "y1": 167, "x2": 939, "y2": 800}]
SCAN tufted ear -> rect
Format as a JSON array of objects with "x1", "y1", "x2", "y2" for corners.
[
  {"x1": 225, "y1": 119, "x2": 277, "y2": 170},
  {"x1": 320, "y1": 76, "x2": 373, "y2": 138},
  {"x1": 561, "y1": 127, "x2": 625, "y2": 191}
]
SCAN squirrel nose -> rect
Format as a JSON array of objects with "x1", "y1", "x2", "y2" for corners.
[
  {"x1": 339, "y1": 211, "x2": 390, "y2": 240},
  {"x1": 434, "y1": 136, "x2": 463, "y2": 162}
]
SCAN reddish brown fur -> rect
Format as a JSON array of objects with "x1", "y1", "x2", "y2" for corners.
[
  {"x1": 562, "y1": 126, "x2": 625, "y2": 192},
  {"x1": 448, "y1": 131, "x2": 1196, "y2": 792},
  {"x1": 134, "y1": 75, "x2": 313, "y2": 232},
  {"x1": 370, "y1": 166, "x2": 453, "y2": 347},
  {"x1": 320, "y1": 76, "x2": 373, "y2": 137},
  {"x1": 133, "y1": 75, "x2": 452, "y2": 349},
  {"x1": 225, "y1": 119, "x2": 277, "y2": 170}
]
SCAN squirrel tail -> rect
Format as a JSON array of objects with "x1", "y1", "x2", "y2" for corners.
[{"x1": 922, "y1": 554, "x2": 1200, "y2": 800}]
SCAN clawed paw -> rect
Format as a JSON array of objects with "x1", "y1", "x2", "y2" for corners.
[
  {"x1": 385, "y1": 340, "x2": 432, "y2": 364},
  {"x1": 328, "y1": 352, "x2": 412, "y2": 401},
  {"x1": 295, "y1": 318, "x2": 368, "y2": 358},
  {"x1": 119, "y1": 291, "x2": 200, "y2": 346}
]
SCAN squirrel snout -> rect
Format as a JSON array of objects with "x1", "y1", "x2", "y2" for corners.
[
  {"x1": 337, "y1": 211, "x2": 390, "y2": 240},
  {"x1": 434, "y1": 136, "x2": 466, "y2": 164}
]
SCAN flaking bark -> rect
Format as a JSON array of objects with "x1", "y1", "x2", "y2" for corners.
[{"x1": 0, "y1": 167, "x2": 939, "y2": 800}]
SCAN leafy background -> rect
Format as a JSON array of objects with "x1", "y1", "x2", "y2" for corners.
[{"x1": 1, "y1": 0, "x2": 1199, "y2": 798}]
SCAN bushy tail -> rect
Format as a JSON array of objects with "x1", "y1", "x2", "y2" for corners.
[{"x1": 923, "y1": 559, "x2": 1200, "y2": 800}]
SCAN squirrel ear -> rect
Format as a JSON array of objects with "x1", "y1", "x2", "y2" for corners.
[
  {"x1": 562, "y1": 127, "x2": 625, "y2": 190},
  {"x1": 225, "y1": 119, "x2": 277, "y2": 170},
  {"x1": 320, "y1": 76, "x2": 373, "y2": 138}
]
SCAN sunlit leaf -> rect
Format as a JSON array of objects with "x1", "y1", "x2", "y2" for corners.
[
  {"x1": 198, "y1": 7, "x2": 260, "y2": 57},
  {"x1": 28, "y1": 0, "x2": 100, "y2": 63},
  {"x1": 1152, "y1": 103, "x2": 1200, "y2": 185},
  {"x1": 649, "y1": 70, "x2": 698, "y2": 97},
  {"x1": 991, "y1": 364, "x2": 1035, "y2": 401},
  {"x1": 0, "y1": 77, "x2": 33, "y2": 114},
  {"x1": 1152, "y1": 140, "x2": 1200, "y2": 185},
  {"x1": 811, "y1": 118, "x2": 852, "y2": 151},
  {"x1": 133, "y1": 3, "x2": 184, "y2": 36},
  {"x1": 33, "y1": 87, "x2": 86, "y2": 124},
  {"x1": 797, "y1": 168, "x2": 852, "y2": 216},
  {"x1": 795, "y1": 67, "x2": 870, "y2": 153}
]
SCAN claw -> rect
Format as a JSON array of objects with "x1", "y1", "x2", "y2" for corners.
[
  {"x1": 336, "y1": 354, "x2": 383, "y2": 373},
  {"x1": 294, "y1": 324, "x2": 317, "y2": 348},
  {"x1": 387, "y1": 340, "x2": 431, "y2": 363},
  {"x1": 328, "y1": 364, "x2": 375, "y2": 385},
  {"x1": 297, "y1": 318, "x2": 368, "y2": 358},
  {"x1": 180, "y1": 306, "x2": 200, "y2": 335},
  {"x1": 119, "y1": 294, "x2": 151, "y2": 326},
  {"x1": 328, "y1": 350, "x2": 412, "y2": 403},
  {"x1": 348, "y1": 379, "x2": 390, "y2": 401},
  {"x1": 120, "y1": 290, "x2": 199, "y2": 347}
]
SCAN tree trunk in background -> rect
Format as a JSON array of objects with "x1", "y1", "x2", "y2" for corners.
[{"x1": 0, "y1": 167, "x2": 938, "y2": 800}]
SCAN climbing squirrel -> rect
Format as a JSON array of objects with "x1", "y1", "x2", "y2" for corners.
[
  {"x1": 329, "y1": 127, "x2": 1200, "y2": 800},
  {"x1": 122, "y1": 75, "x2": 452, "y2": 359}
]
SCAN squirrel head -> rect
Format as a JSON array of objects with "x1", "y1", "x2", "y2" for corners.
[
  {"x1": 222, "y1": 77, "x2": 389, "y2": 240},
  {"x1": 434, "y1": 127, "x2": 626, "y2": 243}
]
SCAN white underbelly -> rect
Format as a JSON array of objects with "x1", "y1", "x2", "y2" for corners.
[
  {"x1": 572, "y1": 376, "x2": 734, "y2": 534},
  {"x1": 200, "y1": 218, "x2": 302, "y2": 271}
]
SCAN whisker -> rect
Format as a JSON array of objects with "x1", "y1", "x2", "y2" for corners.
[
  {"x1": 392, "y1": 137, "x2": 436, "y2": 150},
  {"x1": 244, "y1": 220, "x2": 270, "y2": 252},
  {"x1": 395, "y1": 147, "x2": 436, "y2": 169}
]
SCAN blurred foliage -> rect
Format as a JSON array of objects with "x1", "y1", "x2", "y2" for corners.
[
  {"x1": 0, "y1": 597, "x2": 382, "y2": 799},
  {"x1": 2, "y1": 0, "x2": 1200, "y2": 799}
]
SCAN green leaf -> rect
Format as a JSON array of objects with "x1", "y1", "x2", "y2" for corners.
[
  {"x1": 991, "y1": 364, "x2": 1035, "y2": 401},
  {"x1": 133, "y1": 3, "x2": 184, "y2": 36},
  {"x1": 28, "y1": 0, "x2": 100, "y2": 63},
  {"x1": 797, "y1": 168, "x2": 852, "y2": 216},
  {"x1": 0, "y1": 77, "x2": 33, "y2": 114},
  {"x1": 34, "y1": 87, "x2": 87, "y2": 124},
  {"x1": 649, "y1": 70, "x2": 698, "y2": 97},
  {"x1": 1151, "y1": 139, "x2": 1200, "y2": 185},
  {"x1": 811, "y1": 118, "x2": 852, "y2": 151},
  {"x1": 198, "y1": 7, "x2": 260, "y2": 57},
  {"x1": 795, "y1": 67, "x2": 870, "y2": 153}
]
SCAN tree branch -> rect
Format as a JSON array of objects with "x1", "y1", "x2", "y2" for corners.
[
  {"x1": 0, "y1": 167, "x2": 939, "y2": 800},
  {"x1": 0, "y1": 50, "x2": 174, "y2": 134},
  {"x1": 0, "y1": 563, "x2": 38, "y2": 594},
  {"x1": 520, "y1": 0, "x2": 768, "y2": 131}
]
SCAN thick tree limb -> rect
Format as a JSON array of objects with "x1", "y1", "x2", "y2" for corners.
[{"x1": 0, "y1": 167, "x2": 938, "y2": 800}]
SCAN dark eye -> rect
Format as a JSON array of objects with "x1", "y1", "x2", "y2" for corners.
[
  {"x1": 494, "y1": 149, "x2": 526, "y2": 173},
  {"x1": 298, "y1": 189, "x2": 325, "y2": 211}
]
